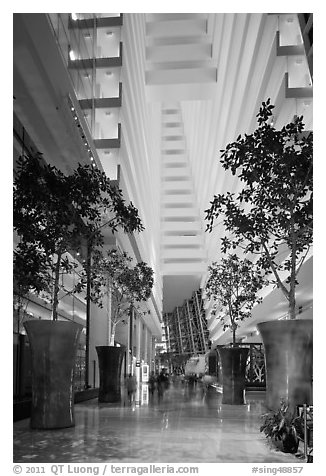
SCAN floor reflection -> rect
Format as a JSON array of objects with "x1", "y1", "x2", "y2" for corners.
[{"x1": 14, "y1": 383, "x2": 299, "y2": 463}]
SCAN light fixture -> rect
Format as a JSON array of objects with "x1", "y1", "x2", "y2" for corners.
[
  {"x1": 67, "y1": 96, "x2": 97, "y2": 170},
  {"x1": 69, "y1": 49, "x2": 76, "y2": 61},
  {"x1": 71, "y1": 13, "x2": 78, "y2": 21}
]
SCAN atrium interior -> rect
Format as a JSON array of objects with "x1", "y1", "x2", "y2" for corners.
[{"x1": 12, "y1": 12, "x2": 314, "y2": 466}]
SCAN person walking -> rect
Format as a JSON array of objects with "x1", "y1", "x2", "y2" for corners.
[
  {"x1": 126, "y1": 373, "x2": 137, "y2": 404},
  {"x1": 157, "y1": 369, "x2": 169, "y2": 402},
  {"x1": 148, "y1": 371, "x2": 157, "y2": 399}
]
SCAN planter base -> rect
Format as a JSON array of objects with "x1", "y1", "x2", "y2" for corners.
[
  {"x1": 217, "y1": 347, "x2": 249, "y2": 405},
  {"x1": 24, "y1": 320, "x2": 82, "y2": 429},
  {"x1": 258, "y1": 320, "x2": 313, "y2": 410},
  {"x1": 96, "y1": 346, "x2": 125, "y2": 403}
]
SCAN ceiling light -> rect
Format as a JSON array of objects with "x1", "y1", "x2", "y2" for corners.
[
  {"x1": 71, "y1": 13, "x2": 78, "y2": 21},
  {"x1": 69, "y1": 49, "x2": 76, "y2": 61},
  {"x1": 90, "y1": 156, "x2": 94, "y2": 161}
]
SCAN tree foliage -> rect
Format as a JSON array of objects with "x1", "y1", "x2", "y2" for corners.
[
  {"x1": 90, "y1": 249, "x2": 154, "y2": 344},
  {"x1": 205, "y1": 254, "x2": 266, "y2": 344},
  {"x1": 13, "y1": 152, "x2": 144, "y2": 320},
  {"x1": 205, "y1": 99, "x2": 313, "y2": 319}
]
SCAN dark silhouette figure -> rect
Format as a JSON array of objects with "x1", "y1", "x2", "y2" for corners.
[
  {"x1": 157, "y1": 369, "x2": 169, "y2": 402},
  {"x1": 187, "y1": 373, "x2": 197, "y2": 398},
  {"x1": 126, "y1": 373, "x2": 137, "y2": 404},
  {"x1": 148, "y1": 371, "x2": 157, "y2": 399}
]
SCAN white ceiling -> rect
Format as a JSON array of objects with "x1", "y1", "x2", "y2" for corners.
[{"x1": 142, "y1": 13, "x2": 313, "y2": 320}]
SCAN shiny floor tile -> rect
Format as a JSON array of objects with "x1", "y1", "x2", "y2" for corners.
[{"x1": 13, "y1": 384, "x2": 301, "y2": 463}]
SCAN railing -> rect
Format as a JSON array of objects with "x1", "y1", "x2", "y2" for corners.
[
  {"x1": 297, "y1": 13, "x2": 313, "y2": 81},
  {"x1": 74, "y1": 352, "x2": 86, "y2": 391},
  {"x1": 13, "y1": 112, "x2": 39, "y2": 164},
  {"x1": 243, "y1": 343, "x2": 266, "y2": 387}
]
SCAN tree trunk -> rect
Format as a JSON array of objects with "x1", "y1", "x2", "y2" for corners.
[
  {"x1": 85, "y1": 239, "x2": 92, "y2": 389},
  {"x1": 110, "y1": 323, "x2": 116, "y2": 346},
  {"x1": 289, "y1": 217, "x2": 297, "y2": 320},
  {"x1": 288, "y1": 289, "x2": 296, "y2": 320},
  {"x1": 52, "y1": 252, "x2": 62, "y2": 321}
]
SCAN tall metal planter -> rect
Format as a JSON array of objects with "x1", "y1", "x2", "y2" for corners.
[
  {"x1": 96, "y1": 345, "x2": 125, "y2": 403},
  {"x1": 24, "y1": 319, "x2": 82, "y2": 429},
  {"x1": 217, "y1": 346, "x2": 249, "y2": 404},
  {"x1": 257, "y1": 320, "x2": 313, "y2": 410}
]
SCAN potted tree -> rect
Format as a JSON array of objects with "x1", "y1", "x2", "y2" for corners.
[
  {"x1": 205, "y1": 99, "x2": 313, "y2": 409},
  {"x1": 205, "y1": 253, "x2": 265, "y2": 404},
  {"x1": 94, "y1": 248, "x2": 154, "y2": 402},
  {"x1": 13, "y1": 152, "x2": 144, "y2": 428}
]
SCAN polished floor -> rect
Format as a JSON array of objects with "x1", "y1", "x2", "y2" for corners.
[{"x1": 14, "y1": 382, "x2": 302, "y2": 463}]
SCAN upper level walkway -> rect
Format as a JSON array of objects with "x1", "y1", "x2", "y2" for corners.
[{"x1": 14, "y1": 381, "x2": 302, "y2": 463}]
